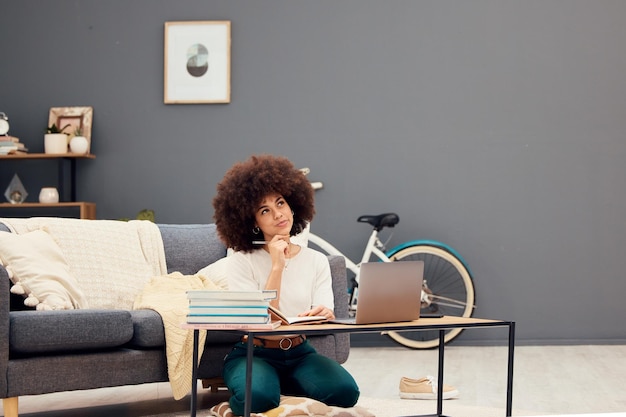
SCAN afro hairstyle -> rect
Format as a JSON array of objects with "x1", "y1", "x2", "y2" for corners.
[{"x1": 212, "y1": 154, "x2": 315, "y2": 252}]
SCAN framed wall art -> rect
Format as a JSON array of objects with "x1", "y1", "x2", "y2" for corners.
[
  {"x1": 164, "y1": 20, "x2": 231, "y2": 104},
  {"x1": 48, "y1": 106, "x2": 94, "y2": 153}
]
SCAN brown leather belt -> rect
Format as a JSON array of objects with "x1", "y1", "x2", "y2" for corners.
[{"x1": 241, "y1": 335, "x2": 306, "y2": 350}]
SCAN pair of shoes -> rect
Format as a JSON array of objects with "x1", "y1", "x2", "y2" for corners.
[{"x1": 399, "y1": 375, "x2": 459, "y2": 400}]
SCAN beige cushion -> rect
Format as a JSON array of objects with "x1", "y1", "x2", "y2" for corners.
[
  {"x1": 197, "y1": 257, "x2": 231, "y2": 290},
  {"x1": 0, "y1": 229, "x2": 87, "y2": 310},
  {"x1": 210, "y1": 396, "x2": 374, "y2": 417}
]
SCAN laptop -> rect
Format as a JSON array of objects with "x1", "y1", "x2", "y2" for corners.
[{"x1": 330, "y1": 261, "x2": 424, "y2": 325}]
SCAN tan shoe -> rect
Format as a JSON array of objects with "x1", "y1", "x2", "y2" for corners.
[{"x1": 399, "y1": 375, "x2": 459, "y2": 400}]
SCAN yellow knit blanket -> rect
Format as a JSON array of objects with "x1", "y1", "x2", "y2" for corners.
[{"x1": 134, "y1": 272, "x2": 224, "y2": 400}]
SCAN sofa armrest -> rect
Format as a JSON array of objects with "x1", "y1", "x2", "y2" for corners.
[
  {"x1": 327, "y1": 255, "x2": 349, "y2": 319},
  {"x1": 1, "y1": 265, "x2": 10, "y2": 396}
]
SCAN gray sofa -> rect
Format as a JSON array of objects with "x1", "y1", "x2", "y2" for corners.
[{"x1": 0, "y1": 222, "x2": 350, "y2": 417}]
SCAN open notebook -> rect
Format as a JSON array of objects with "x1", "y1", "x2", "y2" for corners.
[{"x1": 268, "y1": 305, "x2": 328, "y2": 325}]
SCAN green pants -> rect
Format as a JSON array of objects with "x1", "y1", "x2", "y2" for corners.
[{"x1": 223, "y1": 340, "x2": 360, "y2": 415}]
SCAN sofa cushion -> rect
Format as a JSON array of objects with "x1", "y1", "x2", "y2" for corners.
[
  {"x1": 159, "y1": 224, "x2": 227, "y2": 275},
  {"x1": 9, "y1": 309, "x2": 134, "y2": 354},
  {"x1": 0, "y1": 229, "x2": 87, "y2": 310},
  {"x1": 127, "y1": 310, "x2": 242, "y2": 349}
]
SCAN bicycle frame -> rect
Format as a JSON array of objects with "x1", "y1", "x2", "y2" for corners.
[
  {"x1": 307, "y1": 229, "x2": 472, "y2": 285},
  {"x1": 307, "y1": 229, "x2": 390, "y2": 282},
  {"x1": 302, "y1": 170, "x2": 472, "y2": 277},
  {"x1": 301, "y1": 171, "x2": 475, "y2": 347}
]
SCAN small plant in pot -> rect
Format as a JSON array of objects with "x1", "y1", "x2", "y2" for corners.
[
  {"x1": 44, "y1": 123, "x2": 71, "y2": 154},
  {"x1": 69, "y1": 126, "x2": 89, "y2": 154},
  {"x1": 46, "y1": 123, "x2": 71, "y2": 134}
]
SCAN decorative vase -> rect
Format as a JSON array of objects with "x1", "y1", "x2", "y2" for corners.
[
  {"x1": 38, "y1": 187, "x2": 59, "y2": 204},
  {"x1": 44, "y1": 133, "x2": 68, "y2": 154},
  {"x1": 70, "y1": 135, "x2": 89, "y2": 154},
  {"x1": 4, "y1": 174, "x2": 28, "y2": 204}
]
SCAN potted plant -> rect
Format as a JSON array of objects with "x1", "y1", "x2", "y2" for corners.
[
  {"x1": 69, "y1": 126, "x2": 89, "y2": 154},
  {"x1": 44, "y1": 123, "x2": 71, "y2": 154}
]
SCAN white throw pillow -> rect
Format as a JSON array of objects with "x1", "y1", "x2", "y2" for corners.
[
  {"x1": 0, "y1": 230, "x2": 88, "y2": 310},
  {"x1": 197, "y1": 257, "x2": 231, "y2": 290}
]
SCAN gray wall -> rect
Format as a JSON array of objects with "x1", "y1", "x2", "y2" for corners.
[{"x1": 2, "y1": 0, "x2": 626, "y2": 345}]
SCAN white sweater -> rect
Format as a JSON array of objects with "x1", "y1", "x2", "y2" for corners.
[{"x1": 227, "y1": 246, "x2": 334, "y2": 316}]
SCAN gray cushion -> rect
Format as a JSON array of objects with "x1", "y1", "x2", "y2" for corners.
[
  {"x1": 158, "y1": 224, "x2": 227, "y2": 275},
  {"x1": 128, "y1": 309, "x2": 243, "y2": 348},
  {"x1": 9, "y1": 310, "x2": 133, "y2": 354}
]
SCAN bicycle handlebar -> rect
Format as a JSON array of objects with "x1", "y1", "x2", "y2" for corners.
[{"x1": 300, "y1": 167, "x2": 324, "y2": 190}]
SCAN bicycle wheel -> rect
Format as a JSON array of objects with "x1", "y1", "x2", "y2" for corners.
[{"x1": 385, "y1": 243, "x2": 475, "y2": 349}]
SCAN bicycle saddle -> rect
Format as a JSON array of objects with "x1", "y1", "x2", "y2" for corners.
[{"x1": 357, "y1": 213, "x2": 399, "y2": 231}]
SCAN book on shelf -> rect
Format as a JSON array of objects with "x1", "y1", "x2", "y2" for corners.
[
  {"x1": 188, "y1": 306, "x2": 269, "y2": 316},
  {"x1": 186, "y1": 289, "x2": 277, "y2": 301},
  {"x1": 186, "y1": 314, "x2": 271, "y2": 324},
  {"x1": 182, "y1": 321, "x2": 281, "y2": 330},
  {"x1": 0, "y1": 146, "x2": 18, "y2": 155},
  {"x1": 268, "y1": 305, "x2": 328, "y2": 325},
  {"x1": 0, "y1": 137, "x2": 28, "y2": 154}
]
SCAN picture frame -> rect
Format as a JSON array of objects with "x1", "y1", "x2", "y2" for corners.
[
  {"x1": 164, "y1": 21, "x2": 231, "y2": 104},
  {"x1": 48, "y1": 106, "x2": 94, "y2": 153}
]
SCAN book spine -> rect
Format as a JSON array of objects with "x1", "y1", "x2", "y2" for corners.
[
  {"x1": 188, "y1": 299, "x2": 270, "y2": 307},
  {"x1": 188, "y1": 306, "x2": 268, "y2": 316},
  {"x1": 182, "y1": 321, "x2": 280, "y2": 330},
  {"x1": 186, "y1": 290, "x2": 277, "y2": 301},
  {"x1": 186, "y1": 315, "x2": 270, "y2": 324}
]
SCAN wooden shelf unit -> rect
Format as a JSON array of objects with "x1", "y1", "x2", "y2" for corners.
[
  {"x1": 0, "y1": 202, "x2": 96, "y2": 219},
  {"x1": 0, "y1": 153, "x2": 96, "y2": 160},
  {"x1": 1, "y1": 153, "x2": 96, "y2": 219}
]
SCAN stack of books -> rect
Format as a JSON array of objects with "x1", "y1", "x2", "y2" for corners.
[
  {"x1": 0, "y1": 136, "x2": 28, "y2": 155},
  {"x1": 186, "y1": 289, "x2": 279, "y2": 329}
]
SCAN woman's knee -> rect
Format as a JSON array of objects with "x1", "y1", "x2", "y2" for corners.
[
  {"x1": 229, "y1": 388, "x2": 280, "y2": 415},
  {"x1": 323, "y1": 382, "x2": 360, "y2": 407}
]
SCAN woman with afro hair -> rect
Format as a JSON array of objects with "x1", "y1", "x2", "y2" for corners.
[{"x1": 212, "y1": 154, "x2": 360, "y2": 415}]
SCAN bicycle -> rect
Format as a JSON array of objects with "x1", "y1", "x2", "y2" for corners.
[{"x1": 301, "y1": 172, "x2": 475, "y2": 349}]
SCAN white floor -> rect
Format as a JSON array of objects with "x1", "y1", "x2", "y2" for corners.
[
  {"x1": 343, "y1": 345, "x2": 626, "y2": 415},
  {"x1": 2, "y1": 345, "x2": 626, "y2": 416}
]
